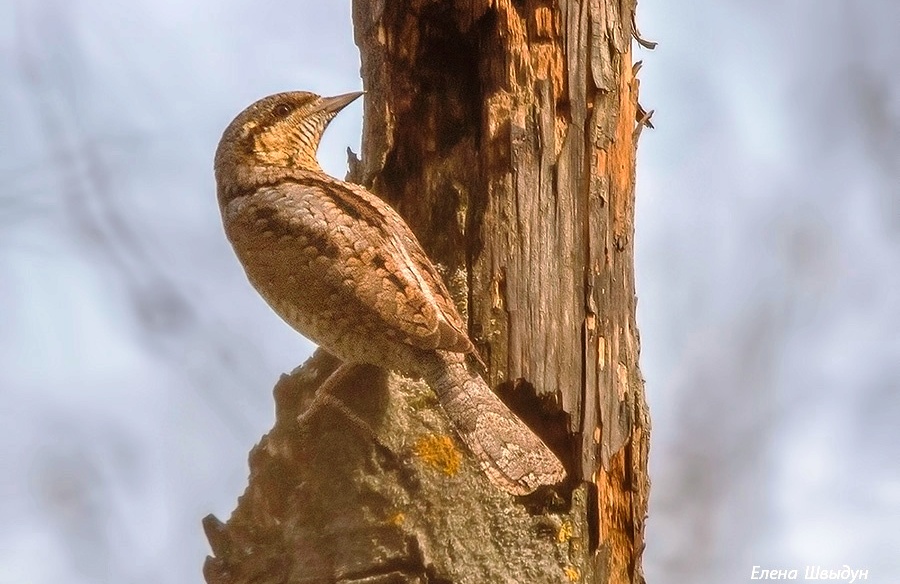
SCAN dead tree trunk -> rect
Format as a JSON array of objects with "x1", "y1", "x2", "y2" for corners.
[{"x1": 203, "y1": 1, "x2": 650, "y2": 582}]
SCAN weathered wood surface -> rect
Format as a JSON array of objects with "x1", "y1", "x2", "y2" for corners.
[
  {"x1": 352, "y1": 1, "x2": 650, "y2": 579},
  {"x1": 204, "y1": 351, "x2": 583, "y2": 583}
]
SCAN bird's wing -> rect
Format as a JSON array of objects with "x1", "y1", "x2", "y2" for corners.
[
  {"x1": 345, "y1": 182, "x2": 474, "y2": 351},
  {"x1": 225, "y1": 179, "x2": 473, "y2": 354}
]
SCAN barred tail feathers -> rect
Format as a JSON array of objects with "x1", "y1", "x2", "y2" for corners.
[{"x1": 420, "y1": 351, "x2": 566, "y2": 495}]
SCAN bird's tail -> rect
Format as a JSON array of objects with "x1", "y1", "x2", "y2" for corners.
[{"x1": 419, "y1": 351, "x2": 566, "y2": 495}]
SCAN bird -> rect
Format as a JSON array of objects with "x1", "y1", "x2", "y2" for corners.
[{"x1": 214, "y1": 90, "x2": 566, "y2": 495}]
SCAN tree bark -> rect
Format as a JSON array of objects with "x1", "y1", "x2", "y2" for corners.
[{"x1": 203, "y1": 1, "x2": 650, "y2": 582}]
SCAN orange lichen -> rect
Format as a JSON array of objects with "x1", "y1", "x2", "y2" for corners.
[
  {"x1": 557, "y1": 520, "x2": 574, "y2": 543},
  {"x1": 414, "y1": 435, "x2": 461, "y2": 476},
  {"x1": 387, "y1": 512, "x2": 405, "y2": 527},
  {"x1": 564, "y1": 566, "x2": 581, "y2": 582}
]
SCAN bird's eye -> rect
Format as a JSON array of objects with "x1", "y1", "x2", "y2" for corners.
[{"x1": 273, "y1": 103, "x2": 293, "y2": 118}]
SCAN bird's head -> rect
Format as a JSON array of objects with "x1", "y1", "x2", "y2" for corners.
[{"x1": 214, "y1": 90, "x2": 362, "y2": 192}]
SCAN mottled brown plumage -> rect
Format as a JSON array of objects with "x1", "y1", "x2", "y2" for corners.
[{"x1": 215, "y1": 91, "x2": 565, "y2": 494}]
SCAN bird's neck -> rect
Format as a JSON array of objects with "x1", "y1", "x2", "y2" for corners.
[{"x1": 216, "y1": 163, "x2": 339, "y2": 206}]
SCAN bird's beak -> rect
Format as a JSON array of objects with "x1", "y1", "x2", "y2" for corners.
[{"x1": 316, "y1": 91, "x2": 364, "y2": 116}]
